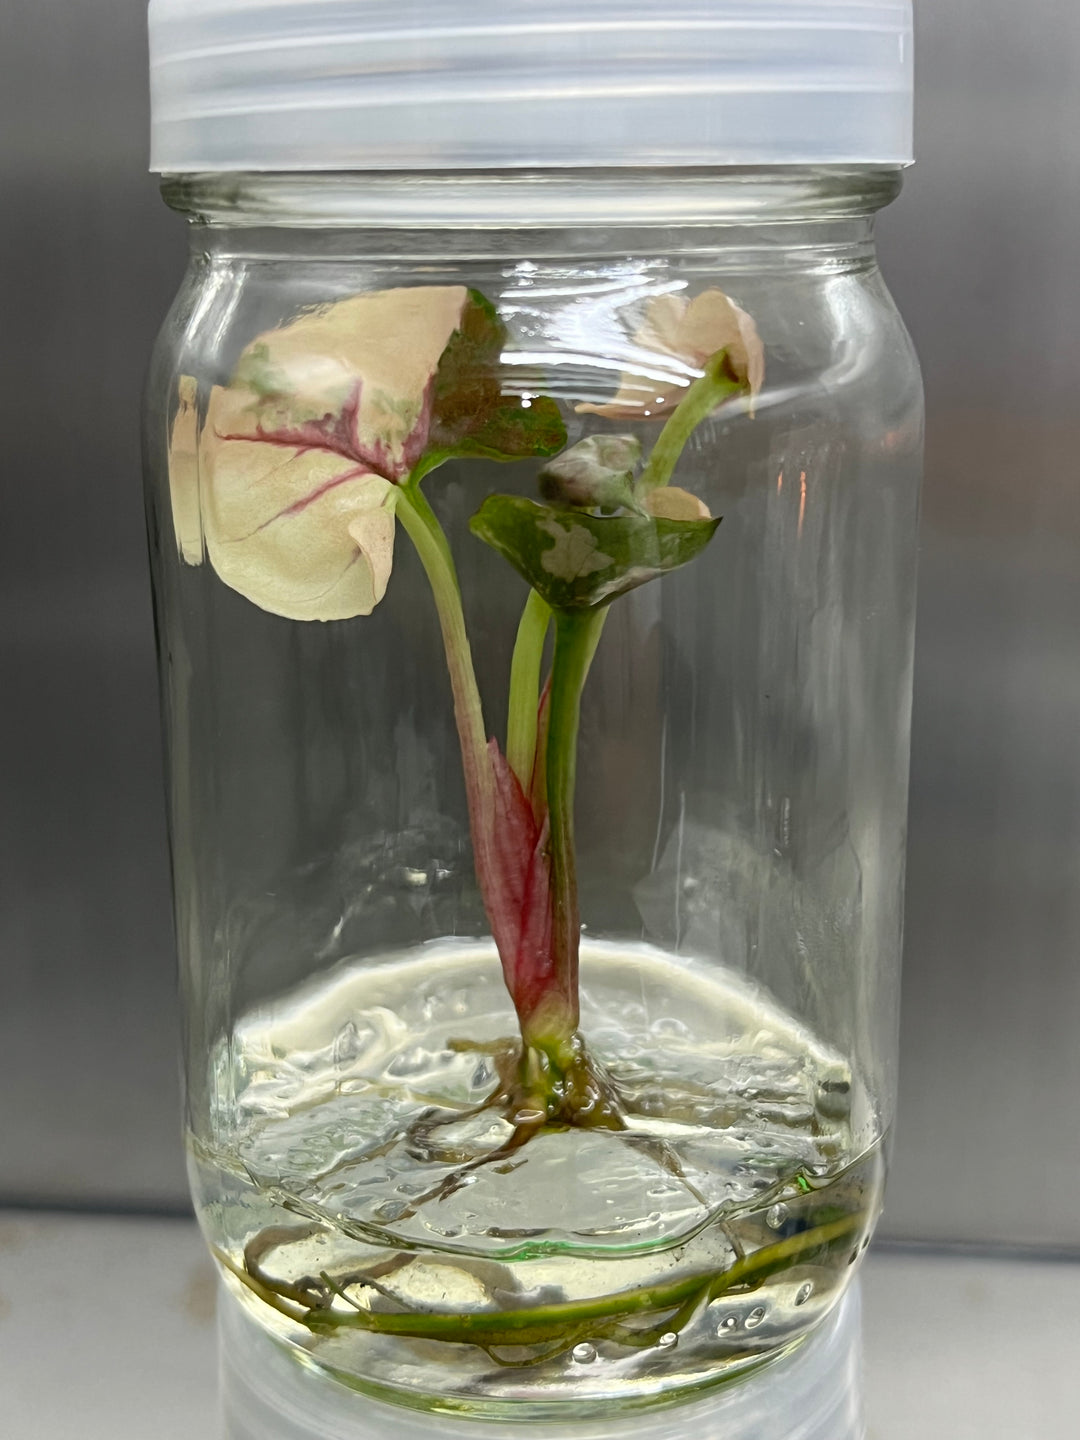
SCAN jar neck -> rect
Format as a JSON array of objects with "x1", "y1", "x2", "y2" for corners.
[{"x1": 162, "y1": 166, "x2": 901, "y2": 256}]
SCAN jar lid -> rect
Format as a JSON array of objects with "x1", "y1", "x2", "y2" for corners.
[{"x1": 148, "y1": 1, "x2": 913, "y2": 173}]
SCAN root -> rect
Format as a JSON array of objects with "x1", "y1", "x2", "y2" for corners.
[
  {"x1": 392, "y1": 1031, "x2": 629, "y2": 1211},
  {"x1": 220, "y1": 1032, "x2": 874, "y2": 1365},
  {"x1": 395, "y1": 1031, "x2": 714, "y2": 1216},
  {"x1": 218, "y1": 1211, "x2": 864, "y2": 1356}
]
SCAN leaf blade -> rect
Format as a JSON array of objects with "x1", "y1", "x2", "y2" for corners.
[{"x1": 470, "y1": 495, "x2": 720, "y2": 611}]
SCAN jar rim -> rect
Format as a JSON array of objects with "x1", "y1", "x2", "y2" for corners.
[{"x1": 161, "y1": 165, "x2": 904, "y2": 229}]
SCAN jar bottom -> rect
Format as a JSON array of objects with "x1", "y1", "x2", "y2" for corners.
[
  {"x1": 194, "y1": 941, "x2": 883, "y2": 1414},
  {"x1": 220, "y1": 1279, "x2": 867, "y2": 1432}
]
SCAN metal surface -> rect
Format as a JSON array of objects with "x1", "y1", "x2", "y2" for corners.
[
  {"x1": 875, "y1": 0, "x2": 1080, "y2": 1245},
  {"x1": 1, "y1": 0, "x2": 1078, "y2": 1244},
  {"x1": 0, "y1": 0, "x2": 189, "y2": 1206}
]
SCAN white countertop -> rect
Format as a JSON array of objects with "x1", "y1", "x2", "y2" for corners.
[{"x1": 1, "y1": 1212, "x2": 1075, "y2": 1438}]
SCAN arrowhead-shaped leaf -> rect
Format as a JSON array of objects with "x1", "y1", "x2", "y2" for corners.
[
  {"x1": 200, "y1": 382, "x2": 400, "y2": 621},
  {"x1": 189, "y1": 286, "x2": 567, "y2": 621},
  {"x1": 470, "y1": 495, "x2": 720, "y2": 611},
  {"x1": 426, "y1": 290, "x2": 566, "y2": 465}
]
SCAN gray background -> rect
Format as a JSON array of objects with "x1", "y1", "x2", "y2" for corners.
[{"x1": 1, "y1": 0, "x2": 1077, "y2": 1247}]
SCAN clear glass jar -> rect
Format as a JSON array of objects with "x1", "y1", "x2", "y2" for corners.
[{"x1": 144, "y1": 168, "x2": 921, "y2": 1417}]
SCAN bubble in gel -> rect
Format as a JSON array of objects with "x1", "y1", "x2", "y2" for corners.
[
  {"x1": 572, "y1": 1343, "x2": 597, "y2": 1364},
  {"x1": 796, "y1": 1283, "x2": 814, "y2": 1306},
  {"x1": 766, "y1": 1203, "x2": 788, "y2": 1229},
  {"x1": 745, "y1": 1307, "x2": 767, "y2": 1329},
  {"x1": 658, "y1": 1332, "x2": 678, "y2": 1349}
]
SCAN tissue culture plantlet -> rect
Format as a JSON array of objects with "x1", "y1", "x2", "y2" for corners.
[{"x1": 170, "y1": 284, "x2": 882, "y2": 1376}]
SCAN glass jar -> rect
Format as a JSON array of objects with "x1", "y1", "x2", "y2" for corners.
[{"x1": 145, "y1": 1, "x2": 919, "y2": 1421}]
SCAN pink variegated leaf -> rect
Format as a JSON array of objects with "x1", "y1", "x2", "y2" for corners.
[
  {"x1": 199, "y1": 382, "x2": 400, "y2": 622},
  {"x1": 167, "y1": 375, "x2": 203, "y2": 564},
  {"x1": 175, "y1": 286, "x2": 567, "y2": 623},
  {"x1": 175, "y1": 288, "x2": 472, "y2": 621},
  {"x1": 228, "y1": 287, "x2": 471, "y2": 481}
]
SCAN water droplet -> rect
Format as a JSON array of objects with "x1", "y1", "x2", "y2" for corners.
[
  {"x1": 766, "y1": 1203, "x2": 788, "y2": 1230},
  {"x1": 745, "y1": 1307, "x2": 767, "y2": 1330},
  {"x1": 386, "y1": 1046, "x2": 432, "y2": 1078},
  {"x1": 795, "y1": 1283, "x2": 813, "y2": 1306},
  {"x1": 717, "y1": 1315, "x2": 738, "y2": 1334},
  {"x1": 657, "y1": 1331, "x2": 678, "y2": 1349},
  {"x1": 373, "y1": 1200, "x2": 411, "y2": 1223},
  {"x1": 572, "y1": 1343, "x2": 597, "y2": 1364}
]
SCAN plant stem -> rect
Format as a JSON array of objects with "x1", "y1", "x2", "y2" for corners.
[
  {"x1": 394, "y1": 481, "x2": 495, "y2": 890},
  {"x1": 506, "y1": 589, "x2": 550, "y2": 790},
  {"x1": 528, "y1": 607, "x2": 607, "y2": 1051},
  {"x1": 637, "y1": 357, "x2": 743, "y2": 493}
]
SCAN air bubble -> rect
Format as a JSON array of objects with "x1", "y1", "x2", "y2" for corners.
[
  {"x1": 796, "y1": 1283, "x2": 814, "y2": 1306},
  {"x1": 717, "y1": 1315, "x2": 738, "y2": 1334},
  {"x1": 657, "y1": 1332, "x2": 678, "y2": 1349},
  {"x1": 373, "y1": 1200, "x2": 411, "y2": 1223},
  {"x1": 766, "y1": 1203, "x2": 788, "y2": 1230},
  {"x1": 745, "y1": 1307, "x2": 767, "y2": 1330},
  {"x1": 572, "y1": 1343, "x2": 597, "y2": 1364}
]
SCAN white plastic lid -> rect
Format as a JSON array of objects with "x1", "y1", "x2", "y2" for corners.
[{"x1": 149, "y1": 1, "x2": 913, "y2": 174}]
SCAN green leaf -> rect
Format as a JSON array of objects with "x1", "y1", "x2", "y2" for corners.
[
  {"x1": 427, "y1": 290, "x2": 566, "y2": 464},
  {"x1": 471, "y1": 495, "x2": 720, "y2": 611},
  {"x1": 538, "y1": 434, "x2": 643, "y2": 512}
]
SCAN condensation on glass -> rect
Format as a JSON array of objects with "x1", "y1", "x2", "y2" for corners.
[{"x1": 144, "y1": 168, "x2": 922, "y2": 1416}]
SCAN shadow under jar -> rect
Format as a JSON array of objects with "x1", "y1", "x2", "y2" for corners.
[{"x1": 145, "y1": 7, "x2": 919, "y2": 1420}]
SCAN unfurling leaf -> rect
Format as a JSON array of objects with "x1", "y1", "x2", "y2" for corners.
[
  {"x1": 642, "y1": 486, "x2": 711, "y2": 522},
  {"x1": 538, "y1": 434, "x2": 642, "y2": 512},
  {"x1": 577, "y1": 287, "x2": 765, "y2": 419},
  {"x1": 485, "y1": 742, "x2": 557, "y2": 1031},
  {"x1": 471, "y1": 494, "x2": 720, "y2": 611}
]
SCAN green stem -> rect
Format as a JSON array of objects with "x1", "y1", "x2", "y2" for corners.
[
  {"x1": 637, "y1": 356, "x2": 743, "y2": 493},
  {"x1": 506, "y1": 589, "x2": 551, "y2": 790},
  {"x1": 529, "y1": 607, "x2": 607, "y2": 1050},
  {"x1": 394, "y1": 481, "x2": 495, "y2": 882}
]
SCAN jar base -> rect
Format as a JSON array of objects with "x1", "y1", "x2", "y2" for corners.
[
  {"x1": 220, "y1": 1275, "x2": 866, "y2": 1431},
  {"x1": 196, "y1": 941, "x2": 881, "y2": 1412}
]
